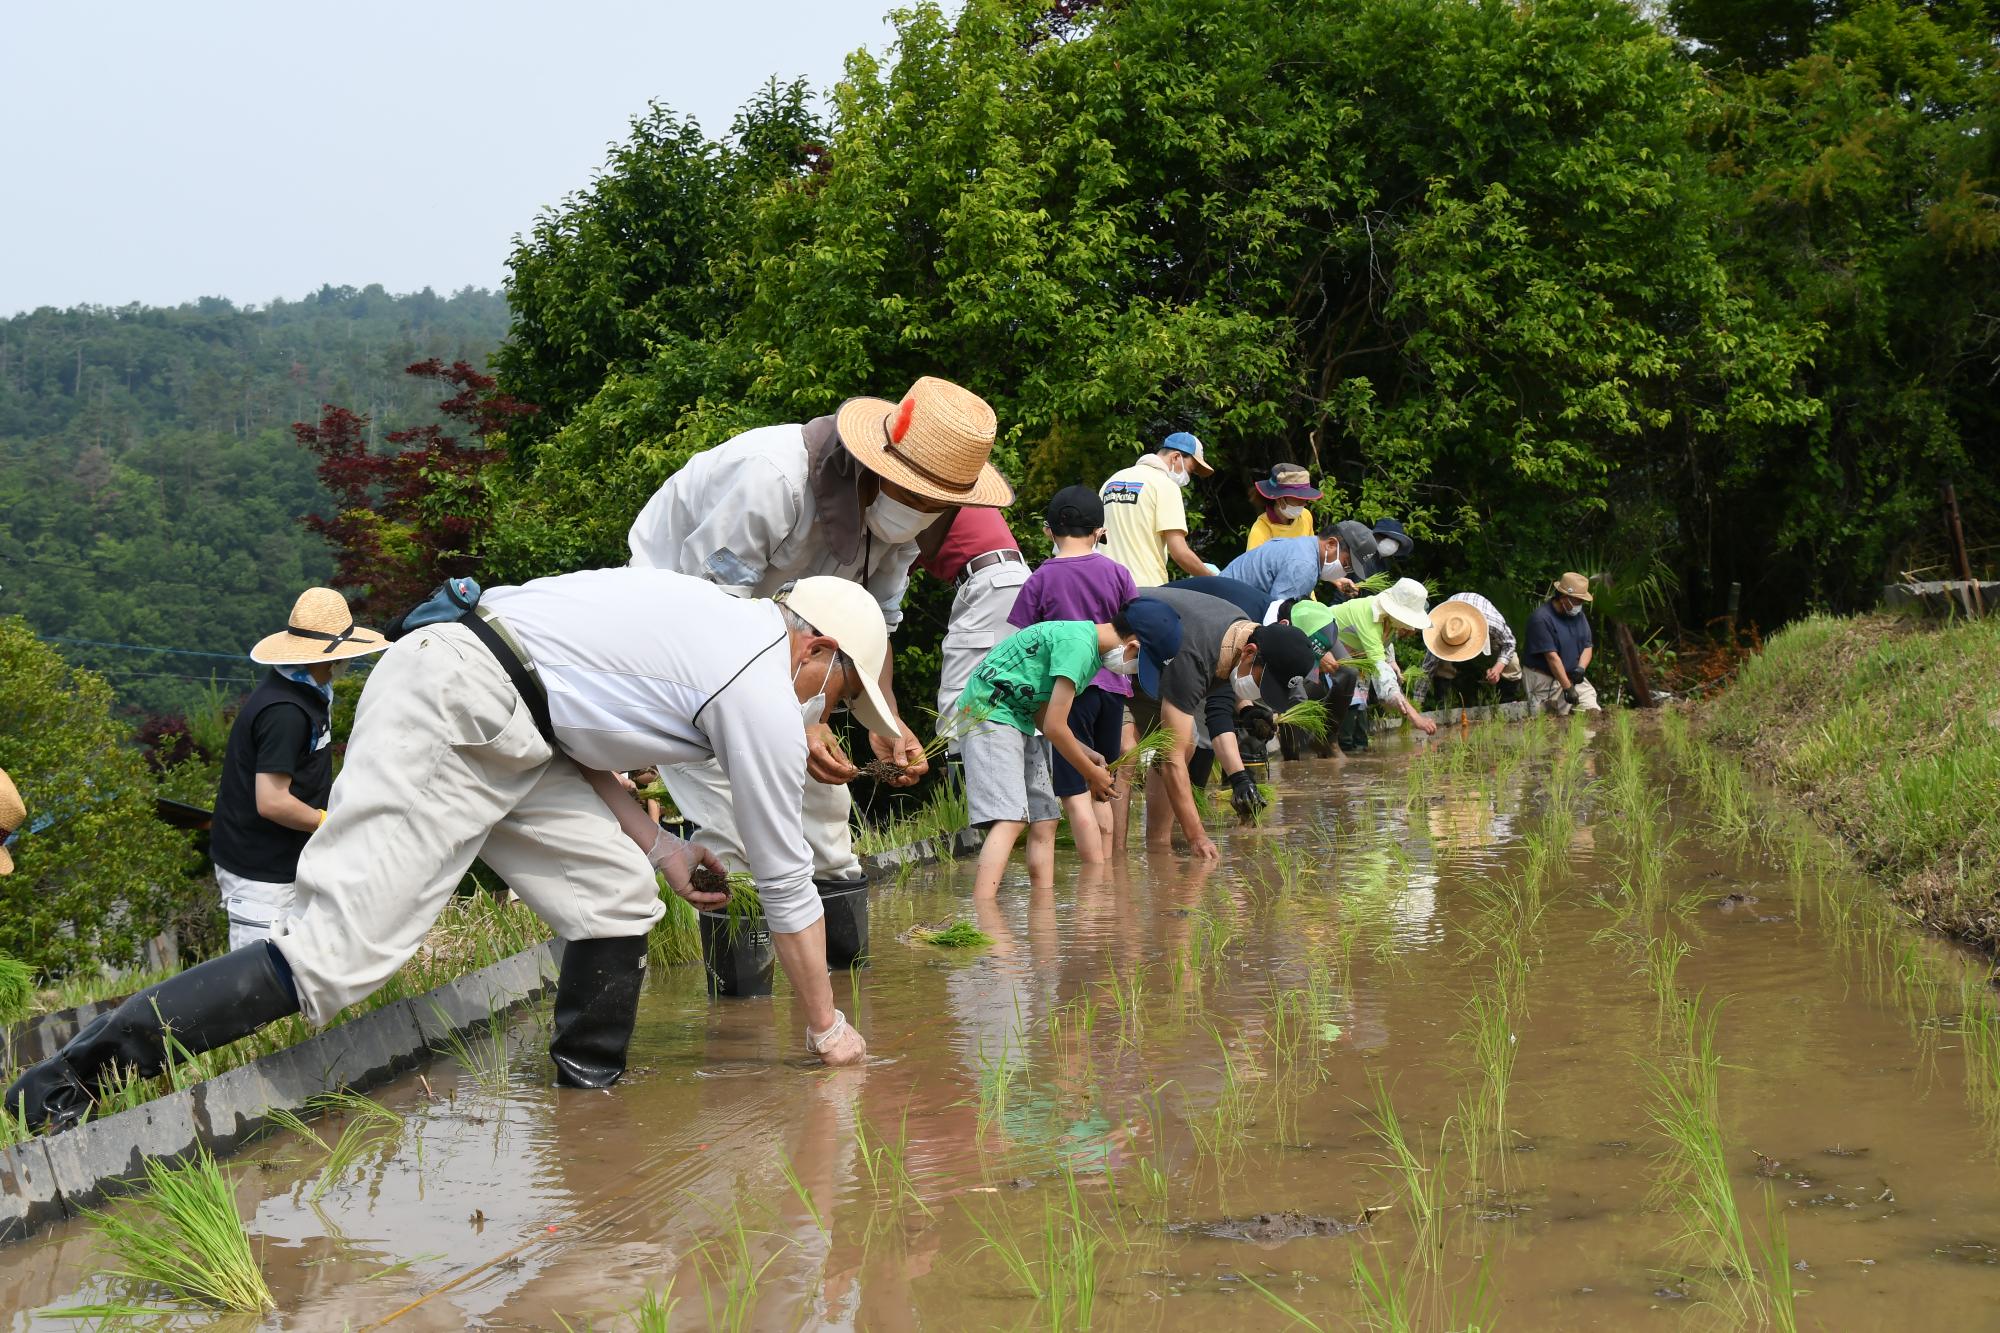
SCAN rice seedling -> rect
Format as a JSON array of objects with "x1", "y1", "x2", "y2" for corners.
[
  {"x1": 1186, "y1": 1026, "x2": 1258, "y2": 1174},
  {"x1": 0, "y1": 952, "x2": 33, "y2": 1025},
  {"x1": 1102, "y1": 962, "x2": 1147, "y2": 1047},
  {"x1": 776, "y1": 1151, "x2": 826, "y2": 1234},
  {"x1": 263, "y1": 1090, "x2": 401, "y2": 1203},
  {"x1": 1367, "y1": 1075, "x2": 1448, "y2": 1263},
  {"x1": 964, "y1": 1161, "x2": 1110, "y2": 1329},
  {"x1": 976, "y1": 1036, "x2": 1024, "y2": 1143},
  {"x1": 691, "y1": 1206, "x2": 786, "y2": 1333},
  {"x1": 1645, "y1": 996, "x2": 1759, "y2": 1315},
  {"x1": 429, "y1": 998, "x2": 514, "y2": 1095},
  {"x1": 1757, "y1": 1187, "x2": 1800, "y2": 1333},
  {"x1": 627, "y1": 1283, "x2": 678, "y2": 1331},
  {"x1": 1107, "y1": 723, "x2": 1178, "y2": 775},
  {"x1": 1452, "y1": 975, "x2": 1518, "y2": 1176},
  {"x1": 1640, "y1": 933, "x2": 1692, "y2": 1035},
  {"x1": 65, "y1": 1148, "x2": 273, "y2": 1315},
  {"x1": 854, "y1": 1107, "x2": 932, "y2": 1218},
  {"x1": 908, "y1": 919, "x2": 993, "y2": 948},
  {"x1": 854, "y1": 774, "x2": 971, "y2": 854}
]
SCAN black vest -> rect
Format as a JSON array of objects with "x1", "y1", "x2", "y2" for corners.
[{"x1": 209, "y1": 669, "x2": 333, "y2": 882}]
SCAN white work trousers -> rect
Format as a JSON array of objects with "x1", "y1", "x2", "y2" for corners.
[
  {"x1": 271, "y1": 623, "x2": 664, "y2": 1026},
  {"x1": 936, "y1": 556, "x2": 1029, "y2": 719},
  {"x1": 1522, "y1": 668, "x2": 1601, "y2": 716},
  {"x1": 660, "y1": 756, "x2": 860, "y2": 882},
  {"x1": 217, "y1": 867, "x2": 294, "y2": 951}
]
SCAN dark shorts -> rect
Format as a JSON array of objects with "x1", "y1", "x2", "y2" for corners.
[{"x1": 1051, "y1": 686, "x2": 1126, "y2": 799}]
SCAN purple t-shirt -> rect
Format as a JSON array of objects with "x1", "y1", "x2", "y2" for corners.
[{"x1": 1009, "y1": 552, "x2": 1138, "y2": 695}]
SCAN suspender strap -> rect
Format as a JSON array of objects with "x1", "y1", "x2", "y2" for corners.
[{"x1": 457, "y1": 611, "x2": 557, "y2": 750}]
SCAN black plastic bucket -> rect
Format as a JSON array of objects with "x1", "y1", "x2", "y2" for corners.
[
  {"x1": 818, "y1": 879, "x2": 871, "y2": 970},
  {"x1": 698, "y1": 911, "x2": 775, "y2": 997}
]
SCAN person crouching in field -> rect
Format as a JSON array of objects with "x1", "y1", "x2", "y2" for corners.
[{"x1": 955, "y1": 618, "x2": 1138, "y2": 898}]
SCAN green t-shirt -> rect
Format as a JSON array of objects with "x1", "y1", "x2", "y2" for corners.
[
  {"x1": 1294, "y1": 595, "x2": 1402, "y2": 699},
  {"x1": 959, "y1": 622, "x2": 1102, "y2": 733}
]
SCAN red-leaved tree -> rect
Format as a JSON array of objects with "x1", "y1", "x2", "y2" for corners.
[{"x1": 293, "y1": 360, "x2": 536, "y2": 619}]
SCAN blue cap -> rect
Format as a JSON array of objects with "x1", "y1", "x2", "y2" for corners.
[
  {"x1": 1159, "y1": 431, "x2": 1214, "y2": 475},
  {"x1": 1122, "y1": 596, "x2": 1185, "y2": 699}
]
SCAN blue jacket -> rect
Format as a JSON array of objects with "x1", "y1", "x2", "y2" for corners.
[{"x1": 1220, "y1": 535, "x2": 1319, "y2": 606}]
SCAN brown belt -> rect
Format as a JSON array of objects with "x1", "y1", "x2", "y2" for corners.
[{"x1": 960, "y1": 549, "x2": 1025, "y2": 582}]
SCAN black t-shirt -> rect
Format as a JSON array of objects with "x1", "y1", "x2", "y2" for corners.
[{"x1": 209, "y1": 670, "x2": 333, "y2": 882}]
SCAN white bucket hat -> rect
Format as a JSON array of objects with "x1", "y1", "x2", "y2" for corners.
[
  {"x1": 777, "y1": 577, "x2": 901, "y2": 739},
  {"x1": 1375, "y1": 577, "x2": 1433, "y2": 632}
]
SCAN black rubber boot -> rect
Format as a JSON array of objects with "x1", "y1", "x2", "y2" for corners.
[
  {"x1": 4, "y1": 942, "x2": 300, "y2": 1134},
  {"x1": 548, "y1": 936, "x2": 649, "y2": 1089}
]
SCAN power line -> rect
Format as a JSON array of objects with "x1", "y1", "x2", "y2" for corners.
[{"x1": 38, "y1": 634, "x2": 245, "y2": 661}]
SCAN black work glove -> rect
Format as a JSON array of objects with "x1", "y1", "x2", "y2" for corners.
[
  {"x1": 1562, "y1": 685, "x2": 1580, "y2": 706},
  {"x1": 1237, "y1": 701, "x2": 1277, "y2": 743},
  {"x1": 1228, "y1": 769, "x2": 1266, "y2": 817}
]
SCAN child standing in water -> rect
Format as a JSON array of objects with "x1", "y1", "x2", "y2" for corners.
[
  {"x1": 1007, "y1": 486, "x2": 1138, "y2": 861},
  {"x1": 956, "y1": 617, "x2": 1137, "y2": 898}
]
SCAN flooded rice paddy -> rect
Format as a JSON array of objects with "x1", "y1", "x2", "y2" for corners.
[{"x1": 8, "y1": 713, "x2": 2000, "y2": 1329}]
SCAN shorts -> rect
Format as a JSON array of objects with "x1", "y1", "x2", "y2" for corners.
[
  {"x1": 1051, "y1": 686, "x2": 1125, "y2": 799},
  {"x1": 961, "y1": 721, "x2": 1061, "y2": 827}
]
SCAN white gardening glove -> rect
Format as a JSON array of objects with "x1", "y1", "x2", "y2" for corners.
[
  {"x1": 806, "y1": 1009, "x2": 868, "y2": 1066},
  {"x1": 648, "y1": 828, "x2": 727, "y2": 909}
]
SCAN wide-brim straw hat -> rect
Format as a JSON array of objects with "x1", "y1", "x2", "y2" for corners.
[
  {"x1": 1255, "y1": 463, "x2": 1321, "y2": 502},
  {"x1": 1376, "y1": 577, "x2": 1434, "y2": 632},
  {"x1": 1552, "y1": 571, "x2": 1595, "y2": 603},
  {"x1": 1423, "y1": 599, "x2": 1489, "y2": 662},
  {"x1": 251, "y1": 587, "x2": 389, "y2": 665},
  {"x1": 0, "y1": 768, "x2": 23, "y2": 876},
  {"x1": 835, "y1": 376, "x2": 1014, "y2": 508}
]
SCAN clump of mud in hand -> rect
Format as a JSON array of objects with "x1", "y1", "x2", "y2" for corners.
[
  {"x1": 856, "y1": 760, "x2": 914, "y2": 783},
  {"x1": 690, "y1": 864, "x2": 728, "y2": 897}
]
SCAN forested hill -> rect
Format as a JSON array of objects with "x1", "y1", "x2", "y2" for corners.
[{"x1": 0, "y1": 286, "x2": 512, "y2": 718}]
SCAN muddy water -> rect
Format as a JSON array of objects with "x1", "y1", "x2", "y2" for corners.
[{"x1": 8, "y1": 718, "x2": 2000, "y2": 1330}]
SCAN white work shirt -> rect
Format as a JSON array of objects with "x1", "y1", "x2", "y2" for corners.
[
  {"x1": 481, "y1": 569, "x2": 813, "y2": 910},
  {"x1": 626, "y1": 422, "x2": 917, "y2": 632}
]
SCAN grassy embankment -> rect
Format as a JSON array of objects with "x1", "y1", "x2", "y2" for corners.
[{"x1": 1706, "y1": 612, "x2": 2000, "y2": 948}]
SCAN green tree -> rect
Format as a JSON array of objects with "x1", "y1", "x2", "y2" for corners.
[{"x1": 0, "y1": 617, "x2": 201, "y2": 977}]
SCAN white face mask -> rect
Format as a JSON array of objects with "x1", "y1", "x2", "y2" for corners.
[
  {"x1": 328, "y1": 660, "x2": 349, "y2": 681},
  {"x1": 1321, "y1": 557, "x2": 1346, "y2": 584},
  {"x1": 1231, "y1": 665, "x2": 1261, "y2": 703},
  {"x1": 1100, "y1": 644, "x2": 1139, "y2": 676},
  {"x1": 794, "y1": 655, "x2": 834, "y2": 728},
  {"x1": 1165, "y1": 457, "x2": 1192, "y2": 488},
  {"x1": 1376, "y1": 537, "x2": 1401, "y2": 558},
  {"x1": 866, "y1": 493, "x2": 932, "y2": 544},
  {"x1": 1275, "y1": 502, "x2": 1304, "y2": 523},
  {"x1": 1560, "y1": 601, "x2": 1585, "y2": 617}
]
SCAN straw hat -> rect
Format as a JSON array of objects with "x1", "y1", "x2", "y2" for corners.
[
  {"x1": 251, "y1": 587, "x2": 388, "y2": 666},
  {"x1": 1423, "y1": 599, "x2": 1489, "y2": 662},
  {"x1": 835, "y1": 377, "x2": 1014, "y2": 508},
  {"x1": 1552, "y1": 571, "x2": 1595, "y2": 603},
  {"x1": 1375, "y1": 577, "x2": 1434, "y2": 632},
  {"x1": 0, "y1": 768, "x2": 23, "y2": 876}
]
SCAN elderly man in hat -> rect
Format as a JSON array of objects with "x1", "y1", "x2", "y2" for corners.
[
  {"x1": 1099, "y1": 431, "x2": 1219, "y2": 589},
  {"x1": 1411, "y1": 593, "x2": 1521, "y2": 709},
  {"x1": 209, "y1": 588, "x2": 388, "y2": 948},
  {"x1": 0, "y1": 769, "x2": 22, "y2": 877},
  {"x1": 626, "y1": 376, "x2": 1012, "y2": 897},
  {"x1": 1523, "y1": 572, "x2": 1600, "y2": 715},
  {"x1": 6, "y1": 573, "x2": 894, "y2": 1133},
  {"x1": 1245, "y1": 463, "x2": 1321, "y2": 551}
]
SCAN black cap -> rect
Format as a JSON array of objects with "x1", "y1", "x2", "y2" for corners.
[
  {"x1": 1248, "y1": 623, "x2": 1318, "y2": 698},
  {"x1": 1046, "y1": 485, "x2": 1105, "y2": 536}
]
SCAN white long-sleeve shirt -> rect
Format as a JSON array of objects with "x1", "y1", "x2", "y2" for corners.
[
  {"x1": 481, "y1": 569, "x2": 818, "y2": 931},
  {"x1": 1419, "y1": 591, "x2": 1518, "y2": 674},
  {"x1": 626, "y1": 422, "x2": 917, "y2": 633}
]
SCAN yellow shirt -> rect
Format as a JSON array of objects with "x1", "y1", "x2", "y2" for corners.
[
  {"x1": 1098, "y1": 456, "x2": 1187, "y2": 588},
  {"x1": 1247, "y1": 508, "x2": 1315, "y2": 551}
]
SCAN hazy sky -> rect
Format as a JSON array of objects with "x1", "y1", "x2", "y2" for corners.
[{"x1": 0, "y1": 2, "x2": 938, "y2": 316}]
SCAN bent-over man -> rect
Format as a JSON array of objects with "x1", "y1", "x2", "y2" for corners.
[{"x1": 6, "y1": 573, "x2": 894, "y2": 1133}]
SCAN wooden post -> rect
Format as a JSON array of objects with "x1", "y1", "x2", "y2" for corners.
[
  {"x1": 1726, "y1": 582, "x2": 1741, "y2": 642},
  {"x1": 1600, "y1": 574, "x2": 1659, "y2": 708},
  {"x1": 1942, "y1": 483, "x2": 1984, "y2": 617}
]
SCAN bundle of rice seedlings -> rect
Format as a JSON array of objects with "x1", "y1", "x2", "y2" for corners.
[
  {"x1": 1108, "y1": 724, "x2": 1178, "y2": 774},
  {"x1": 69, "y1": 1149, "x2": 274, "y2": 1314},
  {"x1": 1352, "y1": 571, "x2": 1396, "y2": 595},
  {"x1": 0, "y1": 953, "x2": 34, "y2": 1026},
  {"x1": 1274, "y1": 699, "x2": 1330, "y2": 742},
  {"x1": 908, "y1": 921, "x2": 994, "y2": 949}
]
